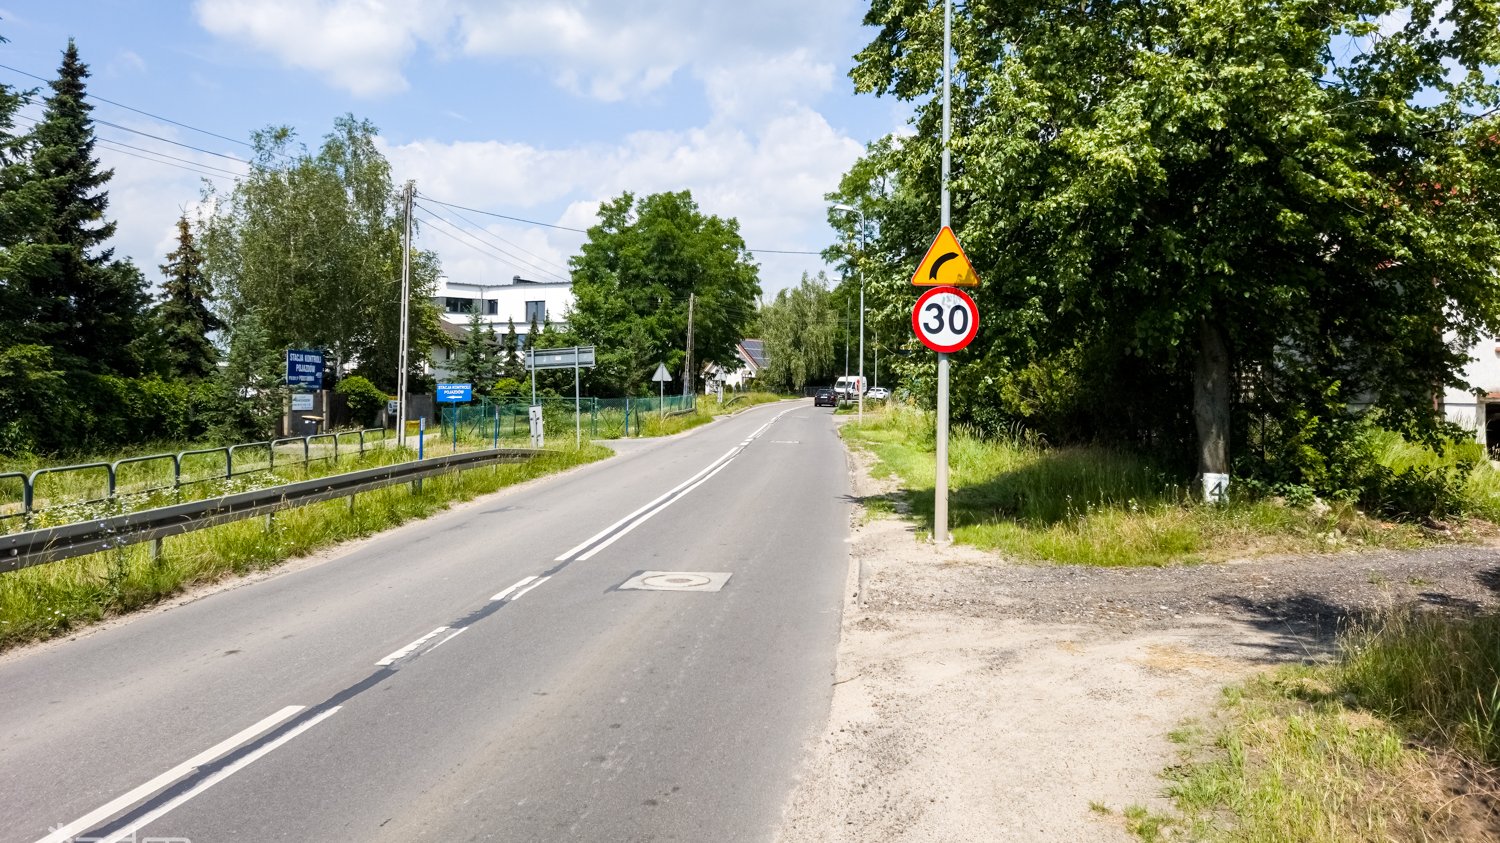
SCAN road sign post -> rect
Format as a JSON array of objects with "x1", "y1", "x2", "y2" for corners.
[
  {"x1": 651, "y1": 362, "x2": 671, "y2": 420},
  {"x1": 527, "y1": 347, "x2": 597, "y2": 447}
]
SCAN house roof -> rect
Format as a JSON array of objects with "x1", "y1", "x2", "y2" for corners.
[{"x1": 739, "y1": 339, "x2": 767, "y2": 370}]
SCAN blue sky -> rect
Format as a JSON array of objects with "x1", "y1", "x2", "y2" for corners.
[{"x1": 1, "y1": 1, "x2": 909, "y2": 295}]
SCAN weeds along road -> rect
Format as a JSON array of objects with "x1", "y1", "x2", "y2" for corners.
[{"x1": 0, "y1": 400, "x2": 848, "y2": 843}]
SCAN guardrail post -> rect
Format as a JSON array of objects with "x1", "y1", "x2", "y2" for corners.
[
  {"x1": 173, "y1": 454, "x2": 181, "y2": 491},
  {"x1": 226, "y1": 447, "x2": 233, "y2": 480},
  {"x1": 22, "y1": 474, "x2": 32, "y2": 517},
  {"x1": 302, "y1": 437, "x2": 310, "y2": 469},
  {"x1": 151, "y1": 536, "x2": 163, "y2": 561},
  {"x1": 333, "y1": 434, "x2": 339, "y2": 463}
]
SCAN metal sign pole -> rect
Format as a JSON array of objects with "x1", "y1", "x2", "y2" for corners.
[
  {"x1": 574, "y1": 347, "x2": 581, "y2": 448},
  {"x1": 935, "y1": 0, "x2": 953, "y2": 545},
  {"x1": 396, "y1": 181, "x2": 412, "y2": 448}
]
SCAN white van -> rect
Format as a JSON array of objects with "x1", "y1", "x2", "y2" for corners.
[{"x1": 833, "y1": 376, "x2": 866, "y2": 399}]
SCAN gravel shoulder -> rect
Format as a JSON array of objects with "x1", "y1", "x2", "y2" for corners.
[{"x1": 777, "y1": 440, "x2": 1500, "y2": 842}]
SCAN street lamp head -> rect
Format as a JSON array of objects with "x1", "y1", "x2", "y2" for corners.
[{"x1": 831, "y1": 203, "x2": 858, "y2": 215}]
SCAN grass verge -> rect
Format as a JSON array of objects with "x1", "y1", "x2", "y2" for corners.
[
  {"x1": 631, "y1": 391, "x2": 785, "y2": 437},
  {"x1": 0, "y1": 444, "x2": 610, "y2": 651},
  {"x1": 1149, "y1": 612, "x2": 1500, "y2": 842},
  {"x1": 840, "y1": 405, "x2": 1458, "y2": 566}
]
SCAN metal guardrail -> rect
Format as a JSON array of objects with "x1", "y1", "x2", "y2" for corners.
[
  {"x1": 0, "y1": 446, "x2": 541, "y2": 573},
  {"x1": 1, "y1": 428, "x2": 389, "y2": 524}
]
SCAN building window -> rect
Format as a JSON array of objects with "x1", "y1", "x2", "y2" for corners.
[
  {"x1": 486, "y1": 299, "x2": 498, "y2": 315},
  {"x1": 525, "y1": 300, "x2": 546, "y2": 324},
  {"x1": 445, "y1": 297, "x2": 474, "y2": 314}
]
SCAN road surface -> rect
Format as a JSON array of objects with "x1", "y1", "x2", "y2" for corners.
[{"x1": 0, "y1": 400, "x2": 849, "y2": 842}]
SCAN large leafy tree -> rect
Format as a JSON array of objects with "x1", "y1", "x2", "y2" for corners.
[
  {"x1": 569, "y1": 191, "x2": 761, "y2": 395},
  {"x1": 24, "y1": 40, "x2": 146, "y2": 375},
  {"x1": 761, "y1": 272, "x2": 840, "y2": 392},
  {"x1": 845, "y1": 0, "x2": 1500, "y2": 480},
  {"x1": 200, "y1": 116, "x2": 441, "y2": 391},
  {"x1": 153, "y1": 214, "x2": 222, "y2": 379}
]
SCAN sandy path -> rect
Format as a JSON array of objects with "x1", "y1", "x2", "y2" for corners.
[{"x1": 777, "y1": 446, "x2": 1500, "y2": 842}]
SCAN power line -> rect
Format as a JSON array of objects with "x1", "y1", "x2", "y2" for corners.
[
  {"x1": 430, "y1": 201, "x2": 573, "y2": 274},
  {"x1": 417, "y1": 193, "x2": 589, "y2": 233},
  {"x1": 415, "y1": 207, "x2": 570, "y2": 283},
  {"x1": 94, "y1": 141, "x2": 235, "y2": 183},
  {"x1": 96, "y1": 136, "x2": 249, "y2": 179},
  {"x1": 0, "y1": 61, "x2": 263, "y2": 153},
  {"x1": 417, "y1": 191, "x2": 829, "y2": 256},
  {"x1": 415, "y1": 202, "x2": 571, "y2": 283},
  {"x1": 93, "y1": 119, "x2": 251, "y2": 165}
]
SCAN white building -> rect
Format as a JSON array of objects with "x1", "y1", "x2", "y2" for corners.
[
  {"x1": 1442, "y1": 335, "x2": 1500, "y2": 451},
  {"x1": 429, "y1": 275, "x2": 574, "y2": 380}
]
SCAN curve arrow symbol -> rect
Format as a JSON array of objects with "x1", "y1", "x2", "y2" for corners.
[{"x1": 929, "y1": 252, "x2": 959, "y2": 280}]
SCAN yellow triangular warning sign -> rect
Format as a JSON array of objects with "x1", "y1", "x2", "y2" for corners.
[{"x1": 910, "y1": 226, "x2": 980, "y2": 287}]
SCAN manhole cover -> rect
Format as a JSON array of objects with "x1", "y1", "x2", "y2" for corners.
[{"x1": 618, "y1": 571, "x2": 732, "y2": 592}]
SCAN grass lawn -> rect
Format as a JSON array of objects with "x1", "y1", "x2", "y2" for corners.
[
  {"x1": 1143, "y1": 611, "x2": 1500, "y2": 842},
  {"x1": 0, "y1": 443, "x2": 610, "y2": 651},
  {"x1": 839, "y1": 405, "x2": 1498, "y2": 567}
]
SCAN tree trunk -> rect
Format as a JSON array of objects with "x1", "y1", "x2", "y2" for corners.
[{"x1": 1192, "y1": 315, "x2": 1231, "y2": 480}]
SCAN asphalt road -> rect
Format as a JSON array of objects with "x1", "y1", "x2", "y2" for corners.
[{"x1": 0, "y1": 400, "x2": 849, "y2": 842}]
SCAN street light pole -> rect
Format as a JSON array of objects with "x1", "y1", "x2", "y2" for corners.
[
  {"x1": 832, "y1": 203, "x2": 866, "y2": 422},
  {"x1": 396, "y1": 180, "x2": 413, "y2": 448},
  {"x1": 935, "y1": 0, "x2": 953, "y2": 544}
]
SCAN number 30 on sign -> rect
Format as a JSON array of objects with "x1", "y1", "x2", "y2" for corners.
[{"x1": 911, "y1": 286, "x2": 979, "y2": 353}]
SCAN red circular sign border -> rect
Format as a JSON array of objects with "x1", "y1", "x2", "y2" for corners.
[{"x1": 911, "y1": 286, "x2": 979, "y2": 353}]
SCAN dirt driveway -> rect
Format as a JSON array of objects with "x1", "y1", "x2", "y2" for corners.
[{"x1": 776, "y1": 449, "x2": 1500, "y2": 842}]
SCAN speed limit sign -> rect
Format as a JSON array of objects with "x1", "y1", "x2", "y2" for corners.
[{"x1": 911, "y1": 286, "x2": 979, "y2": 353}]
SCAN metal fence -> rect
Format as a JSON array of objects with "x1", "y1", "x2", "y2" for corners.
[
  {"x1": 0, "y1": 428, "x2": 390, "y2": 527},
  {"x1": 441, "y1": 395, "x2": 698, "y2": 443}
]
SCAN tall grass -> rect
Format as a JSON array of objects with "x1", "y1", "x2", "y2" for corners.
[
  {"x1": 844, "y1": 405, "x2": 1428, "y2": 566},
  {"x1": 1162, "y1": 613, "x2": 1500, "y2": 841},
  {"x1": 0, "y1": 445, "x2": 610, "y2": 650},
  {"x1": 1341, "y1": 611, "x2": 1500, "y2": 764}
]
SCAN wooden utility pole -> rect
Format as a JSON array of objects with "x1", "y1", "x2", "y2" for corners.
[{"x1": 682, "y1": 292, "x2": 696, "y2": 397}]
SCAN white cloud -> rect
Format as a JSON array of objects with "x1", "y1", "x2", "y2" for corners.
[
  {"x1": 193, "y1": 0, "x2": 452, "y2": 97},
  {"x1": 384, "y1": 105, "x2": 861, "y2": 293},
  {"x1": 193, "y1": 0, "x2": 860, "y2": 102}
]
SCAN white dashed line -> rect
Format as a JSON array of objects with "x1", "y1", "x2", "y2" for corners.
[
  {"x1": 375, "y1": 626, "x2": 451, "y2": 667},
  {"x1": 427, "y1": 627, "x2": 468, "y2": 653},
  {"x1": 491, "y1": 576, "x2": 538, "y2": 602},
  {"x1": 509, "y1": 576, "x2": 550, "y2": 601},
  {"x1": 93, "y1": 706, "x2": 342, "y2": 843},
  {"x1": 37, "y1": 705, "x2": 307, "y2": 843}
]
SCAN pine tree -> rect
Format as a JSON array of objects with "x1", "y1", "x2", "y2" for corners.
[
  {"x1": 501, "y1": 318, "x2": 523, "y2": 381},
  {"x1": 154, "y1": 215, "x2": 222, "y2": 379},
  {"x1": 27, "y1": 40, "x2": 145, "y2": 374},
  {"x1": 451, "y1": 309, "x2": 496, "y2": 395}
]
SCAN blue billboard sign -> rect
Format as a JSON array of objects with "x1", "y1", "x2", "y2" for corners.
[
  {"x1": 436, "y1": 383, "x2": 473, "y2": 403},
  {"x1": 286, "y1": 349, "x2": 325, "y2": 389}
]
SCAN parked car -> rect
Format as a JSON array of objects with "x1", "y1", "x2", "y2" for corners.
[
  {"x1": 867, "y1": 387, "x2": 890, "y2": 401},
  {"x1": 813, "y1": 388, "x2": 837, "y2": 407}
]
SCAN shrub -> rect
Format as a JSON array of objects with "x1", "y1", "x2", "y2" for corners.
[{"x1": 336, "y1": 376, "x2": 387, "y2": 427}]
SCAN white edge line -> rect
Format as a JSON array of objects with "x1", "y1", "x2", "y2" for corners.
[
  {"x1": 375, "y1": 626, "x2": 450, "y2": 667},
  {"x1": 577, "y1": 460, "x2": 735, "y2": 562},
  {"x1": 36, "y1": 705, "x2": 305, "y2": 843},
  {"x1": 508, "y1": 576, "x2": 550, "y2": 600},
  {"x1": 490, "y1": 575, "x2": 538, "y2": 602},
  {"x1": 97, "y1": 706, "x2": 342, "y2": 843},
  {"x1": 553, "y1": 445, "x2": 740, "y2": 561},
  {"x1": 427, "y1": 626, "x2": 468, "y2": 653}
]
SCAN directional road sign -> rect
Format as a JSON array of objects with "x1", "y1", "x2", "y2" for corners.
[
  {"x1": 912, "y1": 286, "x2": 979, "y2": 353},
  {"x1": 910, "y1": 226, "x2": 980, "y2": 287},
  {"x1": 526, "y1": 346, "x2": 597, "y2": 370},
  {"x1": 436, "y1": 383, "x2": 473, "y2": 403}
]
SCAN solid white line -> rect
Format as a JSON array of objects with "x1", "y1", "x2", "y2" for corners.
[
  {"x1": 375, "y1": 626, "x2": 450, "y2": 666},
  {"x1": 577, "y1": 460, "x2": 735, "y2": 561},
  {"x1": 490, "y1": 576, "x2": 538, "y2": 602},
  {"x1": 36, "y1": 705, "x2": 305, "y2": 843},
  {"x1": 508, "y1": 576, "x2": 550, "y2": 600},
  {"x1": 427, "y1": 626, "x2": 468, "y2": 653},
  {"x1": 96, "y1": 706, "x2": 342, "y2": 843},
  {"x1": 553, "y1": 445, "x2": 741, "y2": 561}
]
